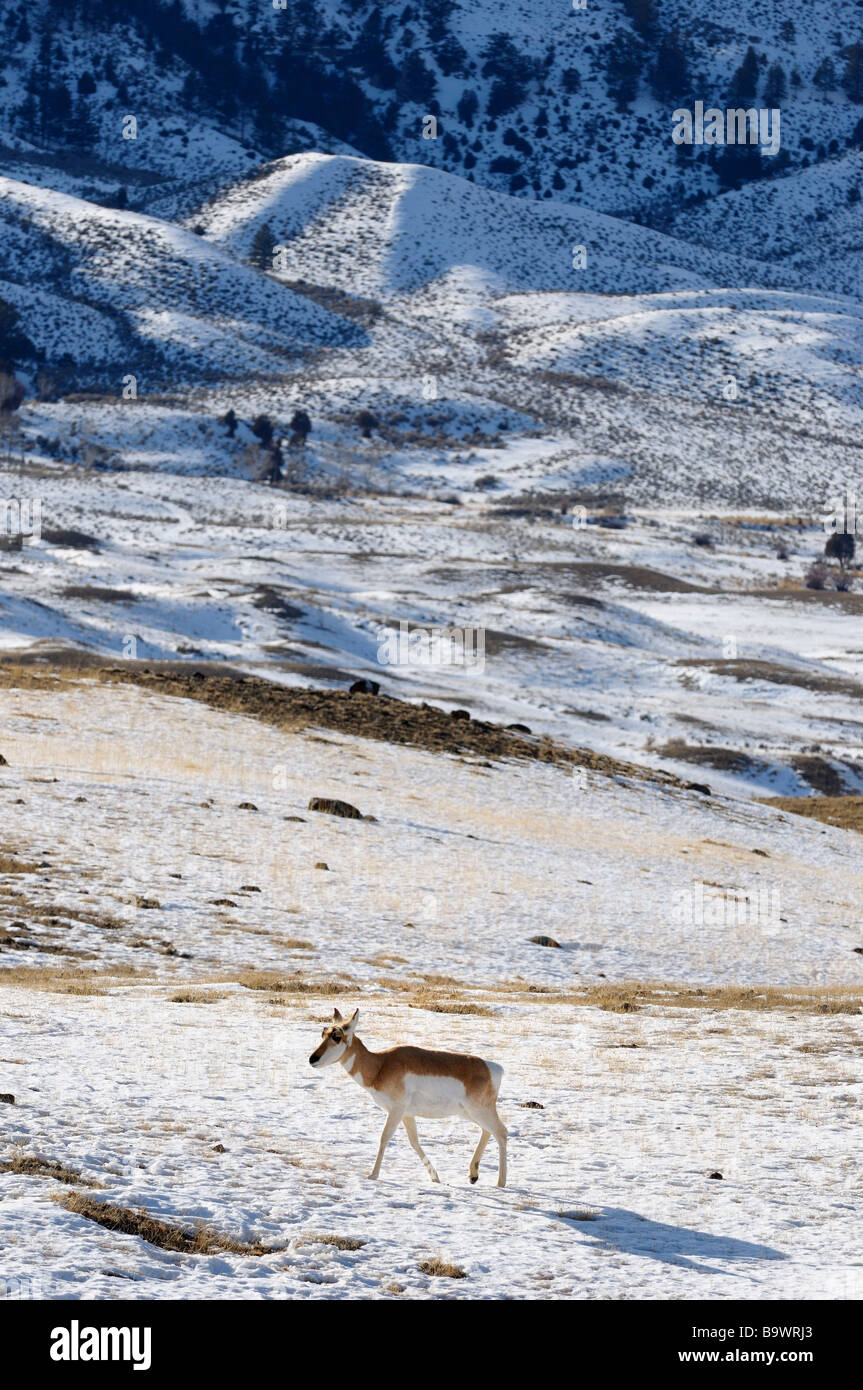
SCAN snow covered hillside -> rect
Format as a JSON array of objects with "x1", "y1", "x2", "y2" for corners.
[{"x1": 2, "y1": 0, "x2": 863, "y2": 238}]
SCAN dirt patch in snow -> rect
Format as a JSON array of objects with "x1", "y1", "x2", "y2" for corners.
[
  {"x1": 680, "y1": 658, "x2": 863, "y2": 701},
  {"x1": 659, "y1": 740, "x2": 859, "y2": 795},
  {"x1": 758, "y1": 795, "x2": 863, "y2": 835},
  {"x1": 657, "y1": 741, "x2": 771, "y2": 779}
]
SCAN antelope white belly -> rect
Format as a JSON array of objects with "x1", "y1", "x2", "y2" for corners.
[{"x1": 403, "y1": 1074, "x2": 467, "y2": 1118}]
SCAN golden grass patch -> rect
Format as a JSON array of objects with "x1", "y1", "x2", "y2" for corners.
[
  {"x1": 0, "y1": 1154, "x2": 101, "y2": 1186},
  {"x1": 60, "y1": 1193, "x2": 277, "y2": 1256},
  {"x1": 0, "y1": 963, "x2": 140, "y2": 993},
  {"x1": 298, "y1": 1233, "x2": 366, "y2": 1252},
  {"x1": 0, "y1": 852, "x2": 42, "y2": 875},
  {"x1": 168, "y1": 991, "x2": 228, "y2": 1005},
  {"x1": 758, "y1": 795, "x2": 863, "y2": 835},
  {"x1": 238, "y1": 970, "x2": 350, "y2": 996},
  {"x1": 419, "y1": 1257, "x2": 467, "y2": 1279}
]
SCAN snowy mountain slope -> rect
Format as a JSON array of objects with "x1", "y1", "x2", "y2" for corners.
[
  {"x1": 195, "y1": 152, "x2": 808, "y2": 303},
  {"x1": 190, "y1": 154, "x2": 863, "y2": 429},
  {"x1": 671, "y1": 150, "x2": 863, "y2": 299},
  {"x1": 176, "y1": 152, "x2": 863, "y2": 494},
  {"x1": 2, "y1": 0, "x2": 863, "y2": 244},
  {"x1": 0, "y1": 175, "x2": 364, "y2": 380},
  {"x1": 4, "y1": 147, "x2": 860, "y2": 513}
]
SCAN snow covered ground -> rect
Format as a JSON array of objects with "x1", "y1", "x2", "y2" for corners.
[
  {"x1": 0, "y1": 677, "x2": 861, "y2": 1300},
  {"x1": 2, "y1": 985, "x2": 861, "y2": 1301}
]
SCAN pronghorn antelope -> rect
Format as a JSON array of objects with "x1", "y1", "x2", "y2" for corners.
[{"x1": 309, "y1": 1009, "x2": 507, "y2": 1186}]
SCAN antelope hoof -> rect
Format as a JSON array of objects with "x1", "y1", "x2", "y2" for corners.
[
  {"x1": 366, "y1": 1170, "x2": 379, "y2": 1180},
  {"x1": 470, "y1": 1174, "x2": 478, "y2": 1184}
]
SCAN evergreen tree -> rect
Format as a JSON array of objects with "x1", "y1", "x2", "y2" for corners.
[
  {"x1": 252, "y1": 413, "x2": 274, "y2": 445},
  {"x1": 716, "y1": 142, "x2": 762, "y2": 189},
  {"x1": 457, "y1": 88, "x2": 478, "y2": 127},
  {"x1": 355, "y1": 409, "x2": 378, "y2": 438},
  {"x1": 606, "y1": 32, "x2": 641, "y2": 109},
  {"x1": 249, "y1": 223, "x2": 276, "y2": 271},
  {"x1": 290, "y1": 409, "x2": 312, "y2": 444},
  {"x1": 434, "y1": 33, "x2": 468, "y2": 78},
  {"x1": 813, "y1": 57, "x2": 837, "y2": 91},
  {"x1": 728, "y1": 45, "x2": 759, "y2": 104},
  {"x1": 763, "y1": 61, "x2": 787, "y2": 106},
  {"x1": 624, "y1": 0, "x2": 656, "y2": 40},
  {"x1": 0, "y1": 297, "x2": 35, "y2": 369},
  {"x1": 353, "y1": 10, "x2": 398, "y2": 89},
  {"x1": 650, "y1": 30, "x2": 690, "y2": 103},
  {"x1": 488, "y1": 75, "x2": 526, "y2": 118},
  {"x1": 825, "y1": 531, "x2": 855, "y2": 568},
  {"x1": 842, "y1": 41, "x2": 863, "y2": 103},
  {"x1": 396, "y1": 50, "x2": 437, "y2": 104}
]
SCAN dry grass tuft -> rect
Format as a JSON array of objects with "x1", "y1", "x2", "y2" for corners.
[
  {"x1": 419, "y1": 1257, "x2": 467, "y2": 1279},
  {"x1": 0, "y1": 852, "x2": 41, "y2": 875},
  {"x1": 61, "y1": 1193, "x2": 276, "y2": 1256},
  {"x1": 298, "y1": 1233, "x2": 366, "y2": 1252},
  {"x1": 409, "y1": 991, "x2": 495, "y2": 1017},
  {"x1": 1, "y1": 1154, "x2": 100, "y2": 1186},
  {"x1": 168, "y1": 991, "x2": 226, "y2": 1005},
  {"x1": 238, "y1": 970, "x2": 350, "y2": 996}
]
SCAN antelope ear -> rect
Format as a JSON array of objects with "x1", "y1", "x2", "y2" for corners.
[
  {"x1": 333, "y1": 1008, "x2": 343, "y2": 1021},
  {"x1": 350, "y1": 1008, "x2": 359, "y2": 1024}
]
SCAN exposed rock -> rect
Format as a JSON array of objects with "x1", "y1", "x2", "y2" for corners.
[
  {"x1": 308, "y1": 797, "x2": 362, "y2": 819},
  {"x1": 529, "y1": 935, "x2": 561, "y2": 948},
  {"x1": 349, "y1": 678, "x2": 380, "y2": 695}
]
